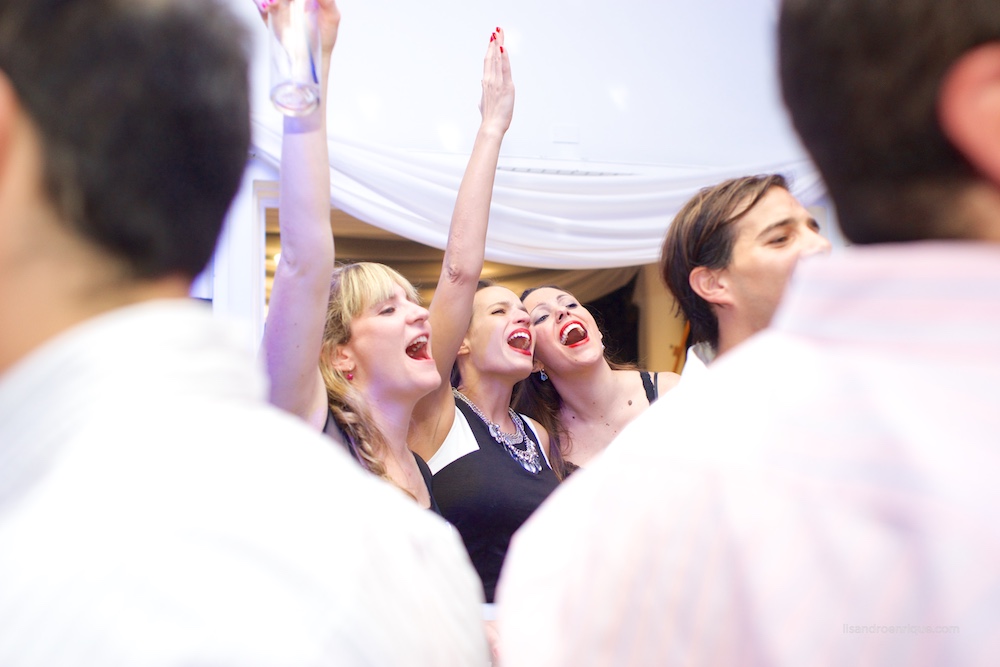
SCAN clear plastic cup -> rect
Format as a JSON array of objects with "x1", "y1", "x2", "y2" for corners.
[{"x1": 268, "y1": 0, "x2": 320, "y2": 116}]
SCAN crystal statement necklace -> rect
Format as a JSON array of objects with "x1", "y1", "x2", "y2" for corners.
[{"x1": 453, "y1": 388, "x2": 542, "y2": 474}]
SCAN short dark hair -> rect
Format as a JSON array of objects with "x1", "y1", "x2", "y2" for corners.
[
  {"x1": 779, "y1": 0, "x2": 1000, "y2": 244},
  {"x1": 0, "y1": 0, "x2": 251, "y2": 280},
  {"x1": 659, "y1": 174, "x2": 788, "y2": 350}
]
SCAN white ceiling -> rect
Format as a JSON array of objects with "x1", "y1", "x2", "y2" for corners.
[{"x1": 236, "y1": 0, "x2": 808, "y2": 172}]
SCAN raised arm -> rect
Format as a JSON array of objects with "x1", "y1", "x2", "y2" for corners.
[
  {"x1": 259, "y1": 0, "x2": 341, "y2": 430},
  {"x1": 410, "y1": 29, "x2": 515, "y2": 454}
]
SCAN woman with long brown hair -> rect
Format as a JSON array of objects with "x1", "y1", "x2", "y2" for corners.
[{"x1": 515, "y1": 286, "x2": 681, "y2": 478}]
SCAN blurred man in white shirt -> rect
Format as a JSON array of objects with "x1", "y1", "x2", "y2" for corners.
[{"x1": 0, "y1": 1, "x2": 486, "y2": 664}]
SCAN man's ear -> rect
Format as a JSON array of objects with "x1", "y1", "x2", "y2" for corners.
[
  {"x1": 0, "y1": 71, "x2": 20, "y2": 182},
  {"x1": 689, "y1": 266, "x2": 733, "y2": 307},
  {"x1": 939, "y1": 42, "x2": 1000, "y2": 186}
]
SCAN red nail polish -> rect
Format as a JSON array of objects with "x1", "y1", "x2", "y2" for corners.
[
  {"x1": 500, "y1": 46, "x2": 504, "y2": 53},
  {"x1": 490, "y1": 33, "x2": 496, "y2": 42},
  {"x1": 497, "y1": 26, "x2": 501, "y2": 32}
]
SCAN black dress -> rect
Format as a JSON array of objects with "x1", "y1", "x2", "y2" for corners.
[{"x1": 431, "y1": 398, "x2": 560, "y2": 603}]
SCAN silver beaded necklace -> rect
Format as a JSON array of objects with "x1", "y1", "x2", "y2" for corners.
[{"x1": 452, "y1": 388, "x2": 543, "y2": 474}]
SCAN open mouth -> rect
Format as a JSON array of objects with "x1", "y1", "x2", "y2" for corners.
[
  {"x1": 559, "y1": 321, "x2": 588, "y2": 347},
  {"x1": 507, "y1": 328, "x2": 532, "y2": 354},
  {"x1": 405, "y1": 334, "x2": 431, "y2": 360}
]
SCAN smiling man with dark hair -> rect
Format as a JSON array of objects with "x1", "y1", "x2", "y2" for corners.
[{"x1": 661, "y1": 173, "x2": 830, "y2": 371}]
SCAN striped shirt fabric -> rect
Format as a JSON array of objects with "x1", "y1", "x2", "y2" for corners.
[{"x1": 496, "y1": 242, "x2": 1000, "y2": 667}]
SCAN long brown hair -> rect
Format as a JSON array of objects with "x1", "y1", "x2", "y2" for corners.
[{"x1": 513, "y1": 285, "x2": 636, "y2": 479}]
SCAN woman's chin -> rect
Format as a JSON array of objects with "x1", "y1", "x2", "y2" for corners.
[
  {"x1": 563, "y1": 343, "x2": 606, "y2": 368},
  {"x1": 498, "y1": 353, "x2": 535, "y2": 381},
  {"x1": 418, "y1": 370, "x2": 444, "y2": 394}
]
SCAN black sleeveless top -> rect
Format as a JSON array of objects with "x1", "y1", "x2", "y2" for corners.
[
  {"x1": 640, "y1": 370, "x2": 659, "y2": 403},
  {"x1": 324, "y1": 409, "x2": 441, "y2": 515},
  {"x1": 432, "y1": 398, "x2": 560, "y2": 603}
]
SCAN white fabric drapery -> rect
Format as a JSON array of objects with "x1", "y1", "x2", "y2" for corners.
[{"x1": 251, "y1": 117, "x2": 826, "y2": 270}]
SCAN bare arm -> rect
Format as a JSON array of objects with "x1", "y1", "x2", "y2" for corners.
[
  {"x1": 410, "y1": 29, "x2": 515, "y2": 456},
  {"x1": 259, "y1": 0, "x2": 341, "y2": 430}
]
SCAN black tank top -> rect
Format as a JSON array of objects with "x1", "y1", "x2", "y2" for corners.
[
  {"x1": 432, "y1": 398, "x2": 560, "y2": 602},
  {"x1": 640, "y1": 370, "x2": 659, "y2": 403}
]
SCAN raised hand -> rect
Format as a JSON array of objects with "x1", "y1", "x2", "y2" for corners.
[
  {"x1": 409, "y1": 26, "x2": 517, "y2": 460},
  {"x1": 480, "y1": 27, "x2": 515, "y2": 137},
  {"x1": 314, "y1": 0, "x2": 341, "y2": 56},
  {"x1": 258, "y1": 0, "x2": 336, "y2": 429}
]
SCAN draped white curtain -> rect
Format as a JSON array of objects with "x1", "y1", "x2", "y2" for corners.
[
  {"x1": 251, "y1": 118, "x2": 826, "y2": 270},
  {"x1": 237, "y1": 0, "x2": 830, "y2": 273}
]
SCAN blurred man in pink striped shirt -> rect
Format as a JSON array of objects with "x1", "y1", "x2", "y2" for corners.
[{"x1": 498, "y1": 1, "x2": 1000, "y2": 665}]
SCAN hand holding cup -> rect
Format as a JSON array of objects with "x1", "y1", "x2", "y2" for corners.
[{"x1": 257, "y1": 0, "x2": 322, "y2": 116}]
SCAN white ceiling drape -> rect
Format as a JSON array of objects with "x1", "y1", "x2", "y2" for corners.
[
  {"x1": 239, "y1": 0, "x2": 828, "y2": 271},
  {"x1": 251, "y1": 120, "x2": 825, "y2": 269}
]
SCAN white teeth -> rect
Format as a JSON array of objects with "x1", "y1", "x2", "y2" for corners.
[
  {"x1": 507, "y1": 330, "x2": 531, "y2": 350},
  {"x1": 560, "y1": 323, "x2": 585, "y2": 345}
]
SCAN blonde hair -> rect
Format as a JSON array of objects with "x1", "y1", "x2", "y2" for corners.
[{"x1": 318, "y1": 262, "x2": 421, "y2": 486}]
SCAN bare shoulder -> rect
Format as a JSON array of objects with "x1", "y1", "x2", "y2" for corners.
[
  {"x1": 655, "y1": 371, "x2": 682, "y2": 395},
  {"x1": 409, "y1": 385, "x2": 459, "y2": 463}
]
